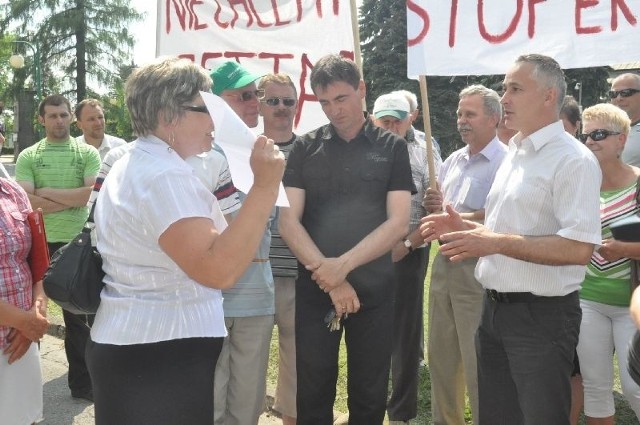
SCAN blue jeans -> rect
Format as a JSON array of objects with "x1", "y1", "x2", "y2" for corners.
[{"x1": 476, "y1": 291, "x2": 580, "y2": 425}]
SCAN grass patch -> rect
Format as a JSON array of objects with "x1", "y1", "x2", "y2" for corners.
[
  {"x1": 266, "y1": 244, "x2": 640, "y2": 424},
  {"x1": 48, "y1": 244, "x2": 639, "y2": 423}
]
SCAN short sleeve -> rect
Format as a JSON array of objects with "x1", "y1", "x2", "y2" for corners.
[
  {"x1": 283, "y1": 137, "x2": 306, "y2": 189},
  {"x1": 140, "y1": 169, "x2": 221, "y2": 240},
  {"x1": 15, "y1": 148, "x2": 35, "y2": 183}
]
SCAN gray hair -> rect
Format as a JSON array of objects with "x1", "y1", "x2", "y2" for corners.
[
  {"x1": 125, "y1": 57, "x2": 212, "y2": 137},
  {"x1": 516, "y1": 54, "x2": 567, "y2": 113},
  {"x1": 391, "y1": 89, "x2": 419, "y2": 112},
  {"x1": 459, "y1": 84, "x2": 502, "y2": 118}
]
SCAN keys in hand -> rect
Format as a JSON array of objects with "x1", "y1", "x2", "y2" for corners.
[{"x1": 324, "y1": 308, "x2": 344, "y2": 332}]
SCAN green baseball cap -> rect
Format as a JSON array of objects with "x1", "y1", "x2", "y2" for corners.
[{"x1": 210, "y1": 61, "x2": 263, "y2": 95}]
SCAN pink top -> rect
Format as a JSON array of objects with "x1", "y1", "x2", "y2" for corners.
[{"x1": 0, "y1": 178, "x2": 33, "y2": 350}]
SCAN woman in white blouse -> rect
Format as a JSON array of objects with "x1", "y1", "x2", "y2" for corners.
[{"x1": 86, "y1": 57, "x2": 284, "y2": 425}]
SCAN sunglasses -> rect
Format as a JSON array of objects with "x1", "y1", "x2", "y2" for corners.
[
  {"x1": 182, "y1": 105, "x2": 209, "y2": 114},
  {"x1": 609, "y1": 88, "x2": 640, "y2": 99},
  {"x1": 223, "y1": 89, "x2": 265, "y2": 102},
  {"x1": 261, "y1": 97, "x2": 296, "y2": 107},
  {"x1": 577, "y1": 129, "x2": 621, "y2": 143}
]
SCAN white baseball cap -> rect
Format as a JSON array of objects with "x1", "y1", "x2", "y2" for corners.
[{"x1": 373, "y1": 93, "x2": 410, "y2": 120}]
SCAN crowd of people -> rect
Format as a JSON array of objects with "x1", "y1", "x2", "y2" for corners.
[{"x1": 2, "y1": 51, "x2": 640, "y2": 425}]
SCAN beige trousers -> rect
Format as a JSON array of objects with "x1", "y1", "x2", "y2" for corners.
[
  {"x1": 428, "y1": 253, "x2": 483, "y2": 425},
  {"x1": 214, "y1": 315, "x2": 275, "y2": 425}
]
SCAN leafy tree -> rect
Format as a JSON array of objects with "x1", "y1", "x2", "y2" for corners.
[
  {"x1": 2, "y1": 0, "x2": 142, "y2": 104},
  {"x1": 98, "y1": 63, "x2": 136, "y2": 141},
  {"x1": 358, "y1": 0, "x2": 611, "y2": 158}
]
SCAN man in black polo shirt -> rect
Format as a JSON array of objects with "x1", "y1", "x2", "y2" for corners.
[{"x1": 280, "y1": 54, "x2": 414, "y2": 424}]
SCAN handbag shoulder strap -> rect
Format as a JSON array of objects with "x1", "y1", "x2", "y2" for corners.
[
  {"x1": 635, "y1": 175, "x2": 640, "y2": 206},
  {"x1": 84, "y1": 201, "x2": 97, "y2": 231},
  {"x1": 87, "y1": 201, "x2": 96, "y2": 224}
]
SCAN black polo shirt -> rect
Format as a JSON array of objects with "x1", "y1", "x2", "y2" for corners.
[{"x1": 284, "y1": 118, "x2": 415, "y2": 307}]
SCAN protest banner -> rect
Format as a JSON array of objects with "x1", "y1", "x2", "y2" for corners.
[
  {"x1": 407, "y1": 0, "x2": 639, "y2": 76},
  {"x1": 156, "y1": 0, "x2": 357, "y2": 133}
]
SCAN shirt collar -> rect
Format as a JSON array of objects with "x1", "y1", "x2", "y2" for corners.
[
  {"x1": 477, "y1": 136, "x2": 505, "y2": 161},
  {"x1": 512, "y1": 120, "x2": 565, "y2": 152},
  {"x1": 322, "y1": 112, "x2": 374, "y2": 144}
]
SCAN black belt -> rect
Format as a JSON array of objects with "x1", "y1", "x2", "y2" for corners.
[{"x1": 485, "y1": 289, "x2": 576, "y2": 303}]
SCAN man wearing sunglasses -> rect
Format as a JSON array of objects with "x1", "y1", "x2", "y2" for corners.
[
  {"x1": 611, "y1": 73, "x2": 640, "y2": 166},
  {"x1": 212, "y1": 60, "x2": 264, "y2": 128},
  {"x1": 206, "y1": 61, "x2": 276, "y2": 425},
  {"x1": 258, "y1": 73, "x2": 300, "y2": 425}
]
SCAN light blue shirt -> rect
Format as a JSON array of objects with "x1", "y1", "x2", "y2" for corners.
[
  {"x1": 438, "y1": 136, "x2": 507, "y2": 214},
  {"x1": 222, "y1": 191, "x2": 275, "y2": 317}
]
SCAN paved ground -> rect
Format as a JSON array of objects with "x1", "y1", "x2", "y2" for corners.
[
  {"x1": 4, "y1": 153, "x2": 280, "y2": 424},
  {"x1": 40, "y1": 332, "x2": 282, "y2": 424}
]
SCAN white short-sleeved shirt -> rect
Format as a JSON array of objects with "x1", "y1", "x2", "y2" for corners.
[
  {"x1": 92, "y1": 135, "x2": 228, "y2": 345},
  {"x1": 476, "y1": 121, "x2": 602, "y2": 296}
]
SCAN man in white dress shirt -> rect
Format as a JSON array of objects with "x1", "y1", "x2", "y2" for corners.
[{"x1": 421, "y1": 54, "x2": 602, "y2": 424}]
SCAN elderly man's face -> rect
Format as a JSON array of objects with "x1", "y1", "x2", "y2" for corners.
[
  {"x1": 221, "y1": 82, "x2": 261, "y2": 128},
  {"x1": 374, "y1": 115, "x2": 411, "y2": 137},
  {"x1": 457, "y1": 94, "x2": 498, "y2": 148}
]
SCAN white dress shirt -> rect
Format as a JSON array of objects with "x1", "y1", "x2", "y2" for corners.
[{"x1": 476, "y1": 121, "x2": 602, "y2": 296}]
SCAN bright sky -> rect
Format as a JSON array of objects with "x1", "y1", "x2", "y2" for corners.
[
  {"x1": 130, "y1": 0, "x2": 158, "y2": 65},
  {"x1": 129, "y1": 0, "x2": 364, "y2": 66}
]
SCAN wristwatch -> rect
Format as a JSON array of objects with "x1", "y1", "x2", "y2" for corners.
[{"x1": 403, "y1": 238, "x2": 414, "y2": 253}]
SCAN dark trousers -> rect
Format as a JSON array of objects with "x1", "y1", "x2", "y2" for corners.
[
  {"x1": 86, "y1": 337, "x2": 222, "y2": 425},
  {"x1": 49, "y1": 242, "x2": 95, "y2": 395},
  {"x1": 295, "y1": 280, "x2": 394, "y2": 425},
  {"x1": 387, "y1": 246, "x2": 429, "y2": 421},
  {"x1": 476, "y1": 291, "x2": 581, "y2": 425}
]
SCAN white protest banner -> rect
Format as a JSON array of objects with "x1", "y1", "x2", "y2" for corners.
[
  {"x1": 156, "y1": 0, "x2": 356, "y2": 134},
  {"x1": 407, "y1": 0, "x2": 640, "y2": 76}
]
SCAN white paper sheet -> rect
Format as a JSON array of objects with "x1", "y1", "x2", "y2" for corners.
[{"x1": 200, "y1": 91, "x2": 289, "y2": 207}]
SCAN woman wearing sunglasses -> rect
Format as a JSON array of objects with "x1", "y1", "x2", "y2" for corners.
[
  {"x1": 85, "y1": 57, "x2": 284, "y2": 425},
  {"x1": 576, "y1": 103, "x2": 640, "y2": 425}
]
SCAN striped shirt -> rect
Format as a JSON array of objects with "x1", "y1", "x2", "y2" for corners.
[
  {"x1": 269, "y1": 135, "x2": 298, "y2": 278},
  {"x1": 581, "y1": 181, "x2": 639, "y2": 306}
]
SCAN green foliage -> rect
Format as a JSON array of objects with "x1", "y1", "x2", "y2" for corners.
[
  {"x1": 1, "y1": 0, "x2": 142, "y2": 103},
  {"x1": 565, "y1": 67, "x2": 611, "y2": 109}
]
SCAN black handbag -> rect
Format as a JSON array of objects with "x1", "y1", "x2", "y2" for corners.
[{"x1": 43, "y1": 203, "x2": 105, "y2": 315}]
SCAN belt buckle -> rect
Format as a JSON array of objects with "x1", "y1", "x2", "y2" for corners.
[{"x1": 487, "y1": 289, "x2": 499, "y2": 302}]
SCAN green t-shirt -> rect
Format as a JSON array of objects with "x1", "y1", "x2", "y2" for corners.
[{"x1": 15, "y1": 137, "x2": 101, "y2": 242}]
